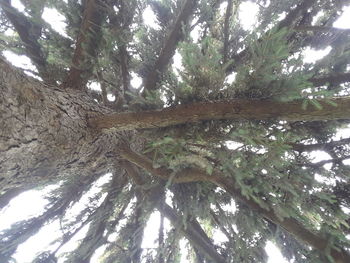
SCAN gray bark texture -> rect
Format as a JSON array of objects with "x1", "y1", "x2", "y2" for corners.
[{"x1": 0, "y1": 57, "x2": 117, "y2": 193}]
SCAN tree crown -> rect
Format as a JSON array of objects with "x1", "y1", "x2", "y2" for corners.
[{"x1": 1, "y1": 0, "x2": 350, "y2": 262}]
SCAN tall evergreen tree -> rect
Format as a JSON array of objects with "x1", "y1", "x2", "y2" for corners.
[{"x1": 1, "y1": 0, "x2": 350, "y2": 262}]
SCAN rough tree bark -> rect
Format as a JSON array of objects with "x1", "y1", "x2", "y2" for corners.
[{"x1": 0, "y1": 57, "x2": 117, "y2": 193}]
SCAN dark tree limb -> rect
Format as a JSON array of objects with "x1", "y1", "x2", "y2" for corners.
[
  {"x1": 309, "y1": 72, "x2": 350, "y2": 87},
  {"x1": 119, "y1": 146, "x2": 350, "y2": 263},
  {"x1": 97, "y1": 71, "x2": 109, "y2": 105},
  {"x1": 159, "y1": 203, "x2": 227, "y2": 263},
  {"x1": 0, "y1": 198, "x2": 71, "y2": 262},
  {"x1": 63, "y1": 0, "x2": 107, "y2": 90},
  {"x1": 158, "y1": 206, "x2": 165, "y2": 263},
  {"x1": 0, "y1": 0, "x2": 52, "y2": 83},
  {"x1": 142, "y1": 0, "x2": 197, "y2": 94},
  {"x1": 0, "y1": 187, "x2": 28, "y2": 210},
  {"x1": 306, "y1": 155, "x2": 350, "y2": 168},
  {"x1": 291, "y1": 137, "x2": 350, "y2": 152},
  {"x1": 120, "y1": 149, "x2": 213, "y2": 184},
  {"x1": 119, "y1": 44, "x2": 130, "y2": 93},
  {"x1": 223, "y1": 0, "x2": 233, "y2": 64},
  {"x1": 0, "y1": 173, "x2": 102, "y2": 262},
  {"x1": 210, "y1": 207, "x2": 235, "y2": 241},
  {"x1": 67, "y1": 173, "x2": 128, "y2": 263},
  {"x1": 107, "y1": 1, "x2": 136, "y2": 97},
  {"x1": 122, "y1": 161, "x2": 226, "y2": 263},
  {"x1": 52, "y1": 208, "x2": 98, "y2": 256},
  {"x1": 294, "y1": 26, "x2": 350, "y2": 34},
  {"x1": 89, "y1": 97, "x2": 350, "y2": 131},
  {"x1": 276, "y1": 0, "x2": 317, "y2": 30},
  {"x1": 226, "y1": 0, "x2": 317, "y2": 74}
]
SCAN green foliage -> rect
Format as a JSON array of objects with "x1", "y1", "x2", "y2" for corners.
[
  {"x1": 176, "y1": 37, "x2": 226, "y2": 102},
  {"x1": 1, "y1": 0, "x2": 350, "y2": 263},
  {"x1": 233, "y1": 27, "x2": 313, "y2": 101}
]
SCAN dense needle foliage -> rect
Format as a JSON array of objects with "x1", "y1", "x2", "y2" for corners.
[{"x1": 1, "y1": 0, "x2": 350, "y2": 262}]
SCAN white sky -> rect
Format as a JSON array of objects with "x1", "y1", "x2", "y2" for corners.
[{"x1": 1, "y1": 1, "x2": 350, "y2": 263}]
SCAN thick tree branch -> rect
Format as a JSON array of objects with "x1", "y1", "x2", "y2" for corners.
[
  {"x1": 120, "y1": 147, "x2": 213, "y2": 184},
  {"x1": 63, "y1": 0, "x2": 107, "y2": 90},
  {"x1": 142, "y1": 0, "x2": 196, "y2": 93},
  {"x1": 120, "y1": 146, "x2": 350, "y2": 263},
  {"x1": 90, "y1": 97, "x2": 350, "y2": 131}
]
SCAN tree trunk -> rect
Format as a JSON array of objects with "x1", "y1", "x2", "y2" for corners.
[{"x1": 0, "y1": 58, "x2": 116, "y2": 193}]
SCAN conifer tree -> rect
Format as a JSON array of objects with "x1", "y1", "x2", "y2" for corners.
[{"x1": 1, "y1": 0, "x2": 350, "y2": 262}]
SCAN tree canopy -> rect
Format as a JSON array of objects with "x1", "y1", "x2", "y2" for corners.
[{"x1": 1, "y1": 0, "x2": 350, "y2": 262}]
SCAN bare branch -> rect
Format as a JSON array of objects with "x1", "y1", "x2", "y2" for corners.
[{"x1": 89, "y1": 97, "x2": 350, "y2": 131}]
